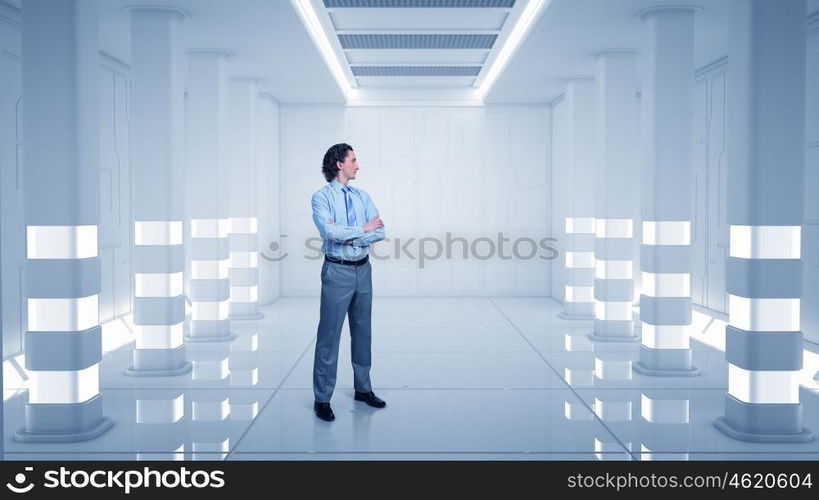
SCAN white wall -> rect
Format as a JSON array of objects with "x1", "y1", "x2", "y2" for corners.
[
  {"x1": 257, "y1": 94, "x2": 281, "y2": 305},
  {"x1": 279, "y1": 105, "x2": 553, "y2": 297},
  {"x1": 0, "y1": 4, "x2": 133, "y2": 358},
  {"x1": 692, "y1": 58, "x2": 729, "y2": 316},
  {"x1": 549, "y1": 97, "x2": 568, "y2": 300},
  {"x1": 0, "y1": 3, "x2": 23, "y2": 357}
]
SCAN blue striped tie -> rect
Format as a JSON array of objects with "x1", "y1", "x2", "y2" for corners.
[{"x1": 342, "y1": 186, "x2": 356, "y2": 227}]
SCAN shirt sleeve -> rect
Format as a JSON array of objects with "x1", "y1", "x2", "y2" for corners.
[
  {"x1": 311, "y1": 191, "x2": 365, "y2": 244},
  {"x1": 352, "y1": 191, "x2": 385, "y2": 246}
]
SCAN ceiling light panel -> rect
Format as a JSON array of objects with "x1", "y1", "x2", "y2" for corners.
[
  {"x1": 338, "y1": 33, "x2": 497, "y2": 49},
  {"x1": 325, "y1": 0, "x2": 515, "y2": 8},
  {"x1": 351, "y1": 65, "x2": 482, "y2": 76}
]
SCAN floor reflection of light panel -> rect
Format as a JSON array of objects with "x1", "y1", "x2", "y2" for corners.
[
  {"x1": 136, "y1": 393, "x2": 185, "y2": 424},
  {"x1": 192, "y1": 439, "x2": 229, "y2": 460},
  {"x1": 137, "y1": 445, "x2": 185, "y2": 462},
  {"x1": 564, "y1": 399, "x2": 594, "y2": 421},
  {"x1": 639, "y1": 444, "x2": 689, "y2": 461},
  {"x1": 640, "y1": 394, "x2": 690, "y2": 424},
  {"x1": 594, "y1": 397, "x2": 632, "y2": 421},
  {"x1": 564, "y1": 366, "x2": 595, "y2": 387},
  {"x1": 192, "y1": 398, "x2": 230, "y2": 421},
  {"x1": 229, "y1": 400, "x2": 260, "y2": 420},
  {"x1": 192, "y1": 354, "x2": 230, "y2": 380},
  {"x1": 230, "y1": 368, "x2": 259, "y2": 387},
  {"x1": 564, "y1": 333, "x2": 594, "y2": 352},
  {"x1": 594, "y1": 437, "x2": 632, "y2": 461},
  {"x1": 595, "y1": 356, "x2": 633, "y2": 380},
  {"x1": 230, "y1": 333, "x2": 259, "y2": 352}
]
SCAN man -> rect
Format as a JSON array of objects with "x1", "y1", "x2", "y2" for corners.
[{"x1": 310, "y1": 143, "x2": 386, "y2": 422}]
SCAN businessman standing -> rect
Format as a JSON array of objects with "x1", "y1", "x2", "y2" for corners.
[{"x1": 311, "y1": 143, "x2": 386, "y2": 421}]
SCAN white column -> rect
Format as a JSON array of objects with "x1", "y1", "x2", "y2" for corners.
[
  {"x1": 802, "y1": 10, "x2": 819, "y2": 346},
  {"x1": 560, "y1": 79, "x2": 596, "y2": 320},
  {"x1": 127, "y1": 6, "x2": 191, "y2": 376},
  {"x1": 634, "y1": 7, "x2": 700, "y2": 376},
  {"x1": 227, "y1": 78, "x2": 262, "y2": 319},
  {"x1": 15, "y1": 0, "x2": 112, "y2": 442},
  {"x1": 589, "y1": 50, "x2": 639, "y2": 342},
  {"x1": 715, "y1": 0, "x2": 813, "y2": 443},
  {"x1": 186, "y1": 50, "x2": 235, "y2": 342}
]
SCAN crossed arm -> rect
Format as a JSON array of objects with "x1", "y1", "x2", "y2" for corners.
[{"x1": 311, "y1": 191, "x2": 385, "y2": 247}]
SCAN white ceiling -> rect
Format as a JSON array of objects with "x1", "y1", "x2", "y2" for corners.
[
  {"x1": 4, "y1": 0, "x2": 818, "y2": 104},
  {"x1": 313, "y1": 0, "x2": 525, "y2": 91}
]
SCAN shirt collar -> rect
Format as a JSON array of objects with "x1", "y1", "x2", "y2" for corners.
[{"x1": 329, "y1": 179, "x2": 349, "y2": 192}]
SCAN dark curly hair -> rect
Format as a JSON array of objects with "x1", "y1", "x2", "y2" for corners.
[{"x1": 321, "y1": 143, "x2": 354, "y2": 182}]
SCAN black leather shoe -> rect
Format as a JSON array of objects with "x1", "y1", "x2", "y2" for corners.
[
  {"x1": 354, "y1": 391, "x2": 386, "y2": 408},
  {"x1": 314, "y1": 402, "x2": 335, "y2": 421}
]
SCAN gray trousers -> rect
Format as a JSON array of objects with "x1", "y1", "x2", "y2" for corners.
[{"x1": 312, "y1": 258, "x2": 373, "y2": 403}]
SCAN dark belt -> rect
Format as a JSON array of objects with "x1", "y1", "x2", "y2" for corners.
[{"x1": 324, "y1": 254, "x2": 369, "y2": 266}]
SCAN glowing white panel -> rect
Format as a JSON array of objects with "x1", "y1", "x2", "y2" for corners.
[
  {"x1": 640, "y1": 394, "x2": 689, "y2": 424},
  {"x1": 728, "y1": 364, "x2": 798, "y2": 404},
  {"x1": 191, "y1": 300, "x2": 229, "y2": 321},
  {"x1": 136, "y1": 323, "x2": 184, "y2": 349},
  {"x1": 135, "y1": 272, "x2": 183, "y2": 298},
  {"x1": 728, "y1": 295, "x2": 800, "y2": 332},
  {"x1": 191, "y1": 218, "x2": 230, "y2": 238},
  {"x1": 565, "y1": 285, "x2": 594, "y2": 303},
  {"x1": 729, "y1": 225, "x2": 800, "y2": 259},
  {"x1": 594, "y1": 300, "x2": 633, "y2": 321},
  {"x1": 29, "y1": 365, "x2": 99, "y2": 404},
  {"x1": 595, "y1": 218, "x2": 633, "y2": 238},
  {"x1": 230, "y1": 217, "x2": 258, "y2": 233},
  {"x1": 642, "y1": 272, "x2": 690, "y2": 297},
  {"x1": 642, "y1": 220, "x2": 691, "y2": 246},
  {"x1": 191, "y1": 259, "x2": 229, "y2": 279},
  {"x1": 27, "y1": 225, "x2": 98, "y2": 259},
  {"x1": 565, "y1": 251, "x2": 595, "y2": 269},
  {"x1": 192, "y1": 398, "x2": 229, "y2": 421},
  {"x1": 134, "y1": 221, "x2": 183, "y2": 246},
  {"x1": 641, "y1": 323, "x2": 690, "y2": 349},
  {"x1": 565, "y1": 216, "x2": 596, "y2": 234},
  {"x1": 230, "y1": 285, "x2": 258, "y2": 303},
  {"x1": 27, "y1": 295, "x2": 99, "y2": 332},
  {"x1": 229, "y1": 251, "x2": 258, "y2": 269},
  {"x1": 136, "y1": 394, "x2": 185, "y2": 424},
  {"x1": 595, "y1": 260, "x2": 633, "y2": 279}
]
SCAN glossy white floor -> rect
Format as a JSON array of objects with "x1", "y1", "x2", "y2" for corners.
[{"x1": 3, "y1": 297, "x2": 819, "y2": 461}]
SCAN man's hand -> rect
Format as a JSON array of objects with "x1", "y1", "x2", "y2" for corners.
[
  {"x1": 363, "y1": 216, "x2": 383, "y2": 232},
  {"x1": 327, "y1": 217, "x2": 335, "y2": 224}
]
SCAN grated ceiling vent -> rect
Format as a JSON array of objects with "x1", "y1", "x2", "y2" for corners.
[
  {"x1": 351, "y1": 66, "x2": 482, "y2": 76},
  {"x1": 325, "y1": 0, "x2": 515, "y2": 8},
  {"x1": 338, "y1": 33, "x2": 497, "y2": 49}
]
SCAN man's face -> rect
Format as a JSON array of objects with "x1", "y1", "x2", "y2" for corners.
[{"x1": 337, "y1": 150, "x2": 358, "y2": 181}]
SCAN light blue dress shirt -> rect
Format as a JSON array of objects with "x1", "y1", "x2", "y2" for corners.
[{"x1": 311, "y1": 179, "x2": 385, "y2": 261}]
